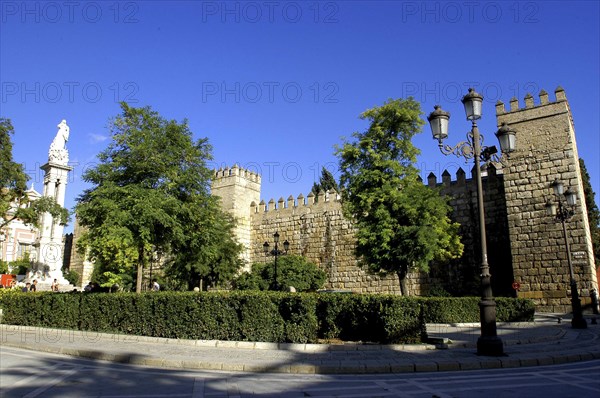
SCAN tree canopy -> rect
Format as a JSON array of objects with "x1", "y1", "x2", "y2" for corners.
[
  {"x1": 1, "y1": 118, "x2": 69, "y2": 234},
  {"x1": 311, "y1": 167, "x2": 340, "y2": 199},
  {"x1": 335, "y1": 98, "x2": 463, "y2": 295},
  {"x1": 75, "y1": 103, "x2": 242, "y2": 292},
  {"x1": 234, "y1": 255, "x2": 326, "y2": 292},
  {"x1": 579, "y1": 158, "x2": 599, "y2": 270}
]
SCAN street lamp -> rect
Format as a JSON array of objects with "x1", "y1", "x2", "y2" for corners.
[
  {"x1": 263, "y1": 231, "x2": 290, "y2": 291},
  {"x1": 545, "y1": 179, "x2": 587, "y2": 329},
  {"x1": 427, "y1": 88, "x2": 515, "y2": 356}
]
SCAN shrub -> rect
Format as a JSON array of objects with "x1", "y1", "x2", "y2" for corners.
[
  {"x1": 234, "y1": 255, "x2": 326, "y2": 292},
  {"x1": 0, "y1": 260, "x2": 8, "y2": 274},
  {"x1": 0, "y1": 291, "x2": 81, "y2": 329},
  {"x1": 63, "y1": 269, "x2": 80, "y2": 286},
  {"x1": 420, "y1": 297, "x2": 481, "y2": 323},
  {"x1": 6, "y1": 255, "x2": 32, "y2": 275},
  {"x1": 425, "y1": 283, "x2": 452, "y2": 297},
  {"x1": 421, "y1": 297, "x2": 535, "y2": 323},
  {"x1": 0, "y1": 291, "x2": 534, "y2": 344},
  {"x1": 317, "y1": 294, "x2": 423, "y2": 343},
  {"x1": 495, "y1": 297, "x2": 536, "y2": 321}
]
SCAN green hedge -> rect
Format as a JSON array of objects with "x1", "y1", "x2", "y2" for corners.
[
  {"x1": 421, "y1": 297, "x2": 535, "y2": 323},
  {"x1": 316, "y1": 294, "x2": 424, "y2": 343},
  {"x1": 0, "y1": 291, "x2": 534, "y2": 344}
]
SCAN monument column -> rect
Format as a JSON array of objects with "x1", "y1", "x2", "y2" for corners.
[{"x1": 31, "y1": 120, "x2": 73, "y2": 285}]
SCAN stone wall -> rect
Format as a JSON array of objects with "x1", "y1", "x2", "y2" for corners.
[
  {"x1": 68, "y1": 87, "x2": 598, "y2": 310},
  {"x1": 211, "y1": 87, "x2": 597, "y2": 311},
  {"x1": 496, "y1": 88, "x2": 598, "y2": 312},
  {"x1": 428, "y1": 165, "x2": 513, "y2": 297},
  {"x1": 214, "y1": 166, "x2": 513, "y2": 297},
  {"x1": 66, "y1": 218, "x2": 93, "y2": 287},
  {"x1": 211, "y1": 165, "x2": 261, "y2": 270},
  {"x1": 247, "y1": 190, "x2": 425, "y2": 295}
]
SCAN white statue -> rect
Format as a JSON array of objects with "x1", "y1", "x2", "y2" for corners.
[{"x1": 48, "y1": 120, "x2": 69, "y2": 164}]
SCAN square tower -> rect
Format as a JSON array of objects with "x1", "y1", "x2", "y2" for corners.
[
  {"x1": 211, "y1": 165, "x2": 261, "y2": 269},
  {"x1": 496, "y1": 88, "x2": 598, "y2": 311}
]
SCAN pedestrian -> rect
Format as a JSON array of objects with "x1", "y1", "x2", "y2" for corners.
[
  {"x1": 22, "y1": 282, "x2": 31, "y2": 292},
  {"x1": 30, "y1": 280, "x2": 37, "y2": 292},
  {"x1": 51, "y1": 279, "x2": 59, "y2": 292},
  {"x1": 84, "y1": 282, "x2": 92, "y2": 292},
  {"x1": 151, "y1": 279, "x2": 160, "y2": 291}
]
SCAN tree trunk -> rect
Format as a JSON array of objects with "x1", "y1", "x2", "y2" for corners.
[
  {"x1": 135, "y1": 246, "x2": 144, "y2": 294},
  {"x1": 136, "y1": 263, "x2": 143, "y2": 293},
  {"x1": 397, "y1": 271, "x2": 408, "y2": 296}
]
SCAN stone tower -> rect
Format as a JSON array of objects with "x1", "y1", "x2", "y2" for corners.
[
  {"x1": 67, "y1": 218, "x2": 94, "y2": 287},
  {"x1": 211, "y1": 165, "x2": 261, "y2": 269},
  {"x1": 31, "y1": 120, "x2": 73, "y2": 285},
  {"x1": 496, "y1": 88, "x2": 598, "y2": 311}
]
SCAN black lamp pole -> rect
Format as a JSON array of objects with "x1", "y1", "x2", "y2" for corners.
[
  {"x1": 263, "y1": 232, "x2": 289, "y2": 291},
  {"x1": 428, "y1": 88, "x2": 516, "y2": 356},
  {"x1": 545, "y1": 180, "x2": 587, "y2": 329}
]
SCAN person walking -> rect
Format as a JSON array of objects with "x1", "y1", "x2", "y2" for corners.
[{"x1": 29, "y1": 280, "x2": 37, "y2": 292}]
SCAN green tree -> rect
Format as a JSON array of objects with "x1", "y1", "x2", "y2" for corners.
[
  {"x1": 62, "y1": 268, "x2": 79, "y2": 286},
  {"x1": 234, "y1": 255, "x2": 326, "y2": 292},
  {"x1": 311, "y1": 167, "x2": 340, "y2": 200},
  {"x1": 1, "y1": 118, "x2": 69, "y2": 234},
  {"x1": 76, "y1": 103, "x2": 243, "y2": 293},
  {"x1": 164, "y1": 208, "x2": 243, "y2": 291},
  {"x1": 0, "y1": 260, "x2": 8, "y2": 274},
  {"x1": 579, "y1": 158, "x2": 600, "y2": 268},
  {"x1": 335, "y1": 98, "x2": 463, "y2": 295}
]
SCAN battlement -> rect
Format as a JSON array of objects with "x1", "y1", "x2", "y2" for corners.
[
  {"x1": 250, "y1": 165, "x2": 504, "y2": 214},
  {"x1": 251, "y1": 190, "x2": 341, "y2": 213},
  {"x1": 212, "y1": 164, "x2": 261, "y2": 183},
  {"x1": 495, "y1": 86, "x2": 575, "y2": 151},
  {"x1": 425, "y1": 164, "x2": 502, "y2": 188},
  {"x1": 495, "y1": 87, "x2": 567, "y2": 115}
]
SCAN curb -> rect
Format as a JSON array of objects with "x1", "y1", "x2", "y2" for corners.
[
  {"x1": 4, "y1": 338, "x2": 600, "y2": 374},
  {"x1": 0, "y1": 324, "x2": 438, "y2": 352},
  {"x1": 2, "y1": 324, "x2": 600, "y2": 374}
]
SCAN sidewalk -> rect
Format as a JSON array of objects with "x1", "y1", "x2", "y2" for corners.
[{"x1": 1, "y1": 314, "x2": 599, "y2": 374}]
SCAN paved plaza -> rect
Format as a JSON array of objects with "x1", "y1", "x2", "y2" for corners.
[{"x1": 1, "y1": 314, "x2": 599, "y2": 375}]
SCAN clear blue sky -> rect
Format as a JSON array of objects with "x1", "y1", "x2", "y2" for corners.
[{"x1": 2, "y1": 1, "x2": 599, "y2": 233}]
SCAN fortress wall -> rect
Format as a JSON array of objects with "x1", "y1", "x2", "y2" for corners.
[
  {"x1": 248, "y1": 192, "x2": 427, "y2": 294},
  {"x1": 496, "y1": 88, "x2": 598, "y2": 311},
  {"x1": 428, "y1": 166, "x2": 513, "y2": 297}
]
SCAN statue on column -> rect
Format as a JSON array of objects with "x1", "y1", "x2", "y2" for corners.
[
  {"x1": 29, "y1": 120, "x2": 73, "y2": 287},
  {"x1": 48, "y1": 119, "x2": 70, "y2": 165}
]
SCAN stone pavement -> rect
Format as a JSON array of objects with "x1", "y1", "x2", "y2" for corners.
[{"x1": 1, "y1": 314, "x2": 599, "y2": 374}]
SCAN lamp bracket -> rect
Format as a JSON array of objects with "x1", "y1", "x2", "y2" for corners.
[
  {"x1": 555, "y1": 207, "x2": 575, "y2": 222},
  {"x1": 438, "y1": 130, "x2": 509, "y2": 166}
]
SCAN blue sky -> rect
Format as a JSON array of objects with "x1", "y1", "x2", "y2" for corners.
[{"x1": 1, "y1": 1, "x2": 599, "y2": 233}]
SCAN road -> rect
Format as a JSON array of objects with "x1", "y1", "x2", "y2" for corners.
[{"x1": 1, "y1": 346, "x2": 599, "y2": 397}]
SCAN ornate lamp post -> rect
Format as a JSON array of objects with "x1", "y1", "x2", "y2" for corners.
[
  {"x1": 545, "y1": 179, "x2": 587, "y2": 329},
  {"x1": 427, "y1": 88, "x2": 516, "y2": 356},
  {"x1": 263, "y1": 231, "x2": 289, "y2": 291}
]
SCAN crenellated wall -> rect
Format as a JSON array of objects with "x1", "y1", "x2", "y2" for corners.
[
  {"x1": 496, "y1": 87, "x2": 598, "y2": 311},
  {"x1": 247, "y1": 190, "x2": 426, "y2": 294},
  {"x1": 211, "y1": 87, "x2": 598, "y2": 311},
  {"x1": 211, "y1": 165, "x2": 261, "y2": 269},
  {"x1": 212, "y1": 166, "x2": 512, "y2": 297},
  {"x1": 427, "y1": 165, "x2": 513, "y2": 297}
]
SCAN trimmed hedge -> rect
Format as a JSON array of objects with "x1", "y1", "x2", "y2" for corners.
[
  {"x1": 0, "y1": 291, "x2": 534, "y2": 344},
  {"x1": 317, "y1": 294, "x2": 424, "y2": 343},
  {"x1": 421, "y1": 297, "x2": 536, "y2": 323}
]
